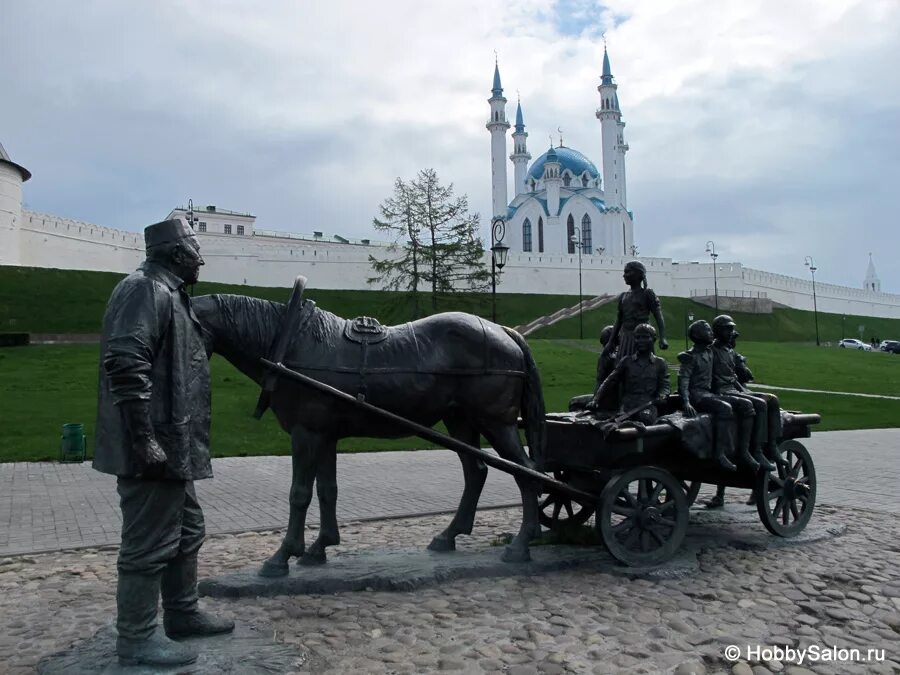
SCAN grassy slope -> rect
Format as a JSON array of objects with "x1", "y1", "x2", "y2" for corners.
[
  {"x1": 3, "y1": 265, "x2": 900, "y2": 344},
  {"x1": 2, "y1": 340, "x2": 897, "y2": 462}
]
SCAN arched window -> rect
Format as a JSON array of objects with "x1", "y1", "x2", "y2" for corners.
[
  {"x1": 538, "y1": 217, "x2": 544, "y2": 253},
  {"x1": 522, "y1": 219, "x2": 532, "y2": 252},
  {"x1": 567, "y1": 214, "x2": 576, "y2": 254},
  {"x1": 562, "y1": 172, "x2": 571, "y2": 187},
  {"x1": 582, "y1": 174, "x2": 589, "y2": 187},
  {"x1": 581, "y1": 214, "x2": 593, "y2": 252}
]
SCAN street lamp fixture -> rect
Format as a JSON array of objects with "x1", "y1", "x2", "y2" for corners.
[
  {"x1": 490, "y1": 217, "x2": 508, "y2": 323},
  {"x1": 804, "y1": 256, "x2": 820, "y2": 346},
  {"x1": 705, "y1": 240, "x2": 719, "y2": 312},
  {"x1": 570, "y1": 227, "x2": 585, "y2": 339}
]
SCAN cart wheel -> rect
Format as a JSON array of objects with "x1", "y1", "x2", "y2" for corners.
[
  {"x1": 756, "y1": 439, "x2": 816, "y2": 537},
  {"x1": 539, "y1": 469, "x2": 593, "y2": 531},
  {"x1": 598, "y1": 467, "x2": 689, "y2": 566},
  {"x1": 681, "y1": 481, "x2": 702, "y2": 506}
]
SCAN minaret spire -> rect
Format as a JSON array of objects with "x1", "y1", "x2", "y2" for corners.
[
  {"x1": 510, "y1": 94, "x2": 531, "y2": 196},
  {"x1": 864, "y1": 253, "x2": 881, "y2": 292}
]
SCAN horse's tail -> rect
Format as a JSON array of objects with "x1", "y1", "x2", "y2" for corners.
[{"x1": 503, "y1": 326, "x2": 547, "y2": 468}]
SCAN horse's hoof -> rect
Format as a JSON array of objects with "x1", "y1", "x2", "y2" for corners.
[
  {"x1": 501, "y1": 546, "x2": 531, "y2": 563},
  {"x1": 258, "y1": 560, "x2": 289, "y2": 578},
  {"x1": 299, "y1": 551, "x2": 326, "y2": 566},
  {"x1": 427, "y1": 536, "x2": 456, "y2": 552}
]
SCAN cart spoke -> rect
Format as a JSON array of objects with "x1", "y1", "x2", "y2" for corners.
[
  {"x1": 770, "y1": 475, "x2": 785, "y2": 488},
  {"x1": 610, "y1": 503, "x2": 636, "y2": 517},
  {"x1": 622, "y1": 489, "x2": 639, "y2": 508},
  {"x1": 552, "y1": 501, "x2": 563, "y2": 520},
  {"x1": 767, "y1": 488, "x2": 784, "y2": 500},
  {"x1": 539, "y1": 495, "x2": 553, "y2": 510},
  {"x1": 649, "y1": 481, "x2": 664, "y2": 503},
  {"x1": 623, "y1": 527, "x2": 640, "y2": 549},
  {"x1": 781, "y1": 499, "x2": 790, "y2": 525},
  {"x1": 648, "y1": 527, "x2": 667, "y2": 546},
  {"x1": 612, "y1": 519, "x2": 634, "y2": 534},
  {"x1": 790, "y1": 458, "x2": 803, "y2": 479},
  {"x1": 772, "y1": 495, "x2": 785, "y2": 517},
  {"x1": 657, "y1": 516, "x2": 677, "y2": 528},
  {"x1": 789, "y1": 500, "x2": 800, "y2": 521},
  {"x1": 563, "y1": 501, "x2": 574, "y2": 518},
  {"x1": 640, "y1": 530, "x2": 652, "y2": 552},
  {"x1": 638, "y1": 479, "x2": 649, "y2": 503}
]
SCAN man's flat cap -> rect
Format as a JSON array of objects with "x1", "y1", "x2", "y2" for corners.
[{"x1": 144, "y1": 219, "x2": 194, "y2": 249}]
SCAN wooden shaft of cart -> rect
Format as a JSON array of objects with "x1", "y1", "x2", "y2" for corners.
[{"x1": 260, "y1": 358, "x2": 599, "y2": 506}]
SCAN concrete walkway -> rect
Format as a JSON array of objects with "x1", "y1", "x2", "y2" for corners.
[{"x1": 1, "y1": 429, "x2": 897, "y2": 556}]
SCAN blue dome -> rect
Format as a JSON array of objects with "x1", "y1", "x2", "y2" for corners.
[{"x1": 527, "y1": 146, "x2": 600, "y2": 181}]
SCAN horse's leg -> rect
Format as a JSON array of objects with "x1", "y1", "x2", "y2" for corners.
[
  {"x1": 259, "y1": 426, "x2": 317, "y2": 577},
  {"x1": 428, "y1": 417, "x2": 487, "y2": 552},
  {"x1": 480, "y1": 423, "x2": 539, "y2": 564},
  {"x1": 302, "y1": 437, "x2": 340, "y2": 565}
]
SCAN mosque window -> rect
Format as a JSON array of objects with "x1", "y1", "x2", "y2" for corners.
[
  {"x1": 237, "y1": 225, "x2": 245, "y2": 235},
  {"x1": 224, "y1": 224, "x2": 232, "y2": 234},
  {"x1": 567, "y1": 215, "x2": 575, "y2": 254},
  {"x1": 582, "y1": 174, "x2": 588, "y2": 187},
  {"x1": 523, "y1": 219, "x2": 532, "y2": 252},
  {"x1": 538, "y1": 217, "x2": 544, "y2": 252},
  {"x1": 582, "y1": 214, "x2": 593, "y2": 251},
  {"x1": 562, "y1": 173, "x2": 571, "y2": 187},
  {"x1": 198, "y1": 222, "x2": 207, "y2": 233}
]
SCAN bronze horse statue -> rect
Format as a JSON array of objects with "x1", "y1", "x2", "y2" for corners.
[{"x1": 192, "y1": 293, "x2": 547, "y2": 576}]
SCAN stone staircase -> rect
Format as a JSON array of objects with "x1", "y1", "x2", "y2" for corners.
[{"x1": 513, "y1": 294, "x2": 615, "y2": 336}]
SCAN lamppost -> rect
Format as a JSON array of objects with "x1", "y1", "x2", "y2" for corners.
[
  {"x1": 570, "y1": 226, "x2": 584, "y2": 339},
  {"x1": 841, "y1": 315, "x2": 846, "y2": 340},
  {"x1": 705, "y1": 240, "x2": 719, "y2": 312},
  {"x1": 490, "y1": 217, "x2": 509, "y2": 324},
  {"x1": 804, "y1": 256, "x2": 820, "y2": 346},
  {"x1": 684, "y1": 312, "x2": 695, "y2": 350}
]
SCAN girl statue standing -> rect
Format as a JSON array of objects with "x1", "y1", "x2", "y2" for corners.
[{"x1": 603, "y1": 261, "x2": 669, "y2": 361}]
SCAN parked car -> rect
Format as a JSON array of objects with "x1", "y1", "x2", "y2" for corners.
[
  {"x1": 879, "y1": 340, "x2": 900, "y2": 354},
  {"x1": 839, "y1": 338, "x2": 873, "y2": 351}
]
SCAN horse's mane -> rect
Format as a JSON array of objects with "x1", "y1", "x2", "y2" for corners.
[{"x1": 212, "y1": 293, "x2": 337, "y2": 351}]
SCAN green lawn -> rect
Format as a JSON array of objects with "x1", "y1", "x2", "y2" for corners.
[
  {"x1": 4, "y1": 265, "x2": 900, "y2": 344},
  {"x1": 1, "y1": 339, "x2": 898, "y2": 463}
]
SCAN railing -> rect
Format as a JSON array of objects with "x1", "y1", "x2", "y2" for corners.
[{"x1": 691, "y1": 289, "x2": 768, "y2": 299}]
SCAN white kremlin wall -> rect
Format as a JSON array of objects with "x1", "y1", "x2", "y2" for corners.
[{"x1": 6, "y1": 206, "x2": 900, "y2": 319}]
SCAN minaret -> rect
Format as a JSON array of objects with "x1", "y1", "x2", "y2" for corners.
[
  {"x1": 596, "y1": 46, "x2": 628, "y2": 209},
  {"x1": 0, "y1": 142, "x2": 31, "y2": 266},
  {"x1": 864, "y1": 253, "x2": 881, "y2": 293},
  {"x1": 544, "y1": 145, "x2": 561, "y2": 218},
  {"x1": 486, "y1": 59, "x2": 510, "y2": 219},
  {"x1": 510, "y1": 97, "x2": 531, "y2": 196}
]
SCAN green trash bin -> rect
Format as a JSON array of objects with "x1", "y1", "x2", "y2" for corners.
[{"x1": 60, "y1": 423, "x2": 87, "y2": 463}]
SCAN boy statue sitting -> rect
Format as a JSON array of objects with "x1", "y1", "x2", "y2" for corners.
[{"x1": 590, "y1": 323, "x2": 669, "y2": 425}]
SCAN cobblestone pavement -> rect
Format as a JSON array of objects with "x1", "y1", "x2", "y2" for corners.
[
  {"x1": 2, "y1": 502, "x2": 899, "y2": 674},
  {"x1": 1, "y1": 429, "x2": 898, "y2": 555}
]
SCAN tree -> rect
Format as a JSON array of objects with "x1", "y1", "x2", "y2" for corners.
[{"x1": 369, "y1": 169, "x2": 491, "y2": 316}]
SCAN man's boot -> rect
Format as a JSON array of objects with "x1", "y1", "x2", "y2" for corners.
[
  {"x1": 116, "y1": 572, "x2": 198, "y2": 666},
  {"x1": 713, "y1": 418, "x2": 737, "y2": 471},
  {"x1": 162, "y1": 555, "x2": 235, "y2": 639}
]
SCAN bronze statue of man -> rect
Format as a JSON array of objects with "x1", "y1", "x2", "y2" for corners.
[{"x1": 94, "y1": 219, "x2": 233, "y2": 667}]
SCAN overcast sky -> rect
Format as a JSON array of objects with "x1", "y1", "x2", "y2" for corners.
[{"x1": 2, "y1": 0, "x2": 898, "y2": 290}]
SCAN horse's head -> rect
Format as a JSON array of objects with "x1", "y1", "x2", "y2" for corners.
[{"x1": 191, "y1": 294, "x2": 285, "y2": 381}]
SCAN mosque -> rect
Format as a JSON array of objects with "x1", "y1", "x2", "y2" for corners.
[
  {"x1": 488, "y1": 48, "x2": 634, "y2": 257},
  {"x1": 0, "y1": 48, "x2": 898, "y2": 320}
]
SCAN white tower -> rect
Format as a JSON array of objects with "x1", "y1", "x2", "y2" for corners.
[
  {"x1": 0, "y1": 143, "x2": 31, "y2": 266},
  {"x1": 864, "y1": 253, "x2": 881, "y2": 293},
  {"x1": 487, "y1": 61, "x2": 510, "y2": 219},
  {"x1": 543, "y1": 146, "x2": 561, "y2": 218},
  {"x1": 510, "y1": 97, "x2": 531, "y2": 196},
  {"x1": 596, "y1": 46, "x2": 628, "y2": 209}
]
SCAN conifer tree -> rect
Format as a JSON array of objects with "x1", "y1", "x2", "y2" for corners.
[{"x1": 369, "y1": 169, "x2": 490, "y2": 316}]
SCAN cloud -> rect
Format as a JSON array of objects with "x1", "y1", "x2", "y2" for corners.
[{"x1": 1, "y1": 0, "x2": 898, "y2": 289}]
